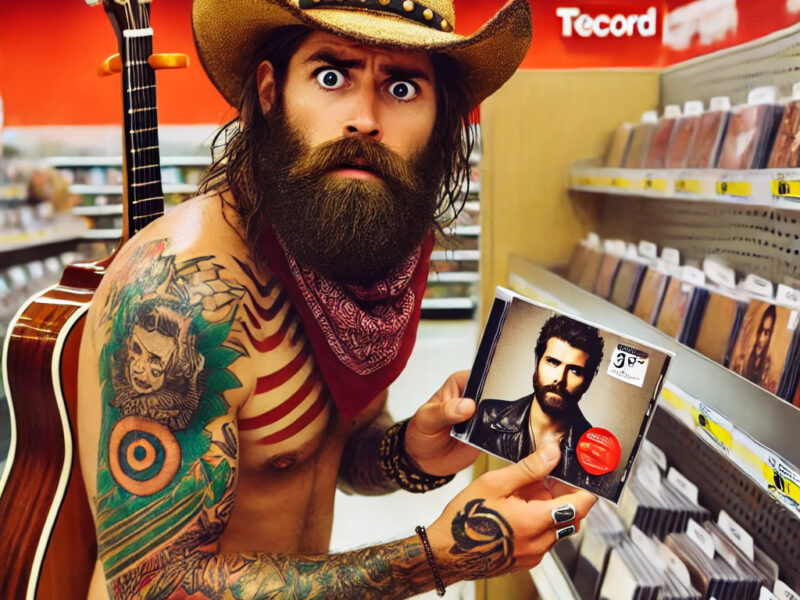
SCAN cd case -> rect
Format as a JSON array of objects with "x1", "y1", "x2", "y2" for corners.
[{"x1": 452, "y1": 287, "x2": 673, "y2": 502}]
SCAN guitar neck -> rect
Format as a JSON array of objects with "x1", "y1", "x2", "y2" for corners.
[{"x1": 120, "y1": 26, "x2": 164, "y2": 242}]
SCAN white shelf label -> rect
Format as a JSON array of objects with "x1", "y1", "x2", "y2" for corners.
[
  {"x1": 642, "y1": 439, "x2": 668, "y2": 472},
  {"x1": 703, "y1": 258, "x2": 736, "y2": 289},
  {"x1": 668, "y1": 467, "x2": 699, "y2": 504},
  {"x1": 717, "y1": 509, "x2": 754, "y2": 561},
  {"x1": 686, "y1": 518, "x2": 715, "y2": 560},
  {"x1": 774, "y1": 580, "x2": 800, "y2": 600},
  {"x1": 776, "y1": 284, "x2": 800, "y2": 308},
  {"x1": 761, "y1": 588, "x2": 780, "y2": 600},
  {"x1": 639, "y1": 240, "x2": 658, "y2": 260},
  {"x1": 739, "y1": 273, "x2": 775, "y2": 298}
]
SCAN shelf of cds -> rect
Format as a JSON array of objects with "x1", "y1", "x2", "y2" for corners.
[{"x1": 509, "y1": 258, "x2": 800, "y2": 599}]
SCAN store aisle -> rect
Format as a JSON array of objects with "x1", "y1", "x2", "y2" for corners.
[{"x1": 330, "y1": 318, "x2": 481, "y2": 600}]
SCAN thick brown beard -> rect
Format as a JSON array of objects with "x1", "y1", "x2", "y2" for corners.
[
  {"x1": 533, "y1": 370, "x2": 584, "y2": 421},
  {"x1": 252, "y1": 105, "x2": 443, "y2": 285}
]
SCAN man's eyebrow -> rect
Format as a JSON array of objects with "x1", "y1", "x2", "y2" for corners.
[
  {"x1": 380, "y1": 64, "x2": 431, "y2": 82},
  {"x1": 303, "y1": 50, "x2": 365, "y2": 70}
]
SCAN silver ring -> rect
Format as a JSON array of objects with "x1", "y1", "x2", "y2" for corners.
[
  {"x1": 551, "y1": 503, "x2": 576, "y2": 525},
  {"x1": 556, "y1": 525, "x2": 576, "y2": 540}
]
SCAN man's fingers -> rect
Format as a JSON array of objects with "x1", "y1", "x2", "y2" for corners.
[
  {"x1": 538, "y1": 490, "x2": 597, "y2": 526},
  {"x1": 489, "y1": 443, "x2": 561, "y2": 496},
  {"x1": 414, "y1": 396, "x2": 475, "y2": 435}
]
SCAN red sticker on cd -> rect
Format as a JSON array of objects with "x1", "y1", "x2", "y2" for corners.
[{"x1": 577, "y1": 428, "x2": 621, "y2": 475}]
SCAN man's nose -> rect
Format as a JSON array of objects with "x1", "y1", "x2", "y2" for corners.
[{"x1": 342, "y1": 87, "x2": 383, "y2": 141}]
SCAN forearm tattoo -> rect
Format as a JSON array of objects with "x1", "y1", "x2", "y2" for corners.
[
  {"x1": 338, "y1": 411, "x2": 399, "y2": 495},
  {"x1": 448, "y1": 499, "x2": 515, "y2": 580}
]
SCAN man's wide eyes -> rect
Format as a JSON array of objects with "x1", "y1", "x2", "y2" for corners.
[
  {"x1": 316, "y1": 68, "x2": 346, "y2": 90},
  {"x1": 388, "y1": 81, "x2": 418, "y2": 100}
]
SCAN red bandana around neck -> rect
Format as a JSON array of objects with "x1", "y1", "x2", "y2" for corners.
[{"x1": 261, "y1": 224, "x2": 434, "y2": 420}]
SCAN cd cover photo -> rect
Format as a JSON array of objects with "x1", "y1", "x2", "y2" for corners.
[{"x1": 452, "y1": 288, "x2": 673, "y2": 502}]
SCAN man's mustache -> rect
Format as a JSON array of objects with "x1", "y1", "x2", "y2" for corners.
[
  {"x1": 289, "y1": 136, "x2": 421, "y2": 190},
  {"x1": 538, "y1": 382, "x2": 578, "y2": 405}
]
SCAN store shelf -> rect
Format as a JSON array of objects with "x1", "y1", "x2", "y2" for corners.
[
  {"x1": 72, "y1": 205, "x2": 122, "y2": 217},
  {"x1": 507, "y1": 256, "x2": 800, "y2": 467},
  {"x1": 69, "y1": 183, "x2": 198, "y2": 196},
  {"x1": 48, "y1": 155, "x2": 211, "y2": 168},
  {"x1": 530, "y1": 553, "x2": 580, "y2": 600},
  {"x1": 427, "y1": 271, "x2": 480, "y2": 284},
  {"x1": 453, "y1": 225, "x2": 480, "y2": 236},
  {"x1": 569, "y1": 163, "x2": 800, "y2": 210},
  {"x1": 431, "y1": 249, "x2": 480, "y2": 262},
  {"x1": 81, "y1": 228, "x2": 121, "y2": 240},
  {"x1": 421, "y1": 297, "x2": 475, "y2": 310}
]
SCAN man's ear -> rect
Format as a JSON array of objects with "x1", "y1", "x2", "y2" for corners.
[{"x1": 257, "y1": 60, "x2": 277, "y2": 115}]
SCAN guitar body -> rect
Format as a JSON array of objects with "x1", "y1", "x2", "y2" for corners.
[{"x1": 0, "y1": 264, "x2": 108, "y2": 599}]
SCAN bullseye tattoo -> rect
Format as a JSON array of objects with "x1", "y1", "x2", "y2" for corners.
[{"x1": 449, "y1": 499, "x2": 515, "y2": 579}]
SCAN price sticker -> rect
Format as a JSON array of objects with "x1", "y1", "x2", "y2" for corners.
[
  {"x1": 676, "y1": 179, "x2": 701, "y2": 194},
  {"x1": 578, "y1": 176, "x2": 593, "y2": 186},
  {"x1": 607, "y1": 344, "x2": 649, "y2": 387},
  {"x1": 644, "y1": 178, "x2": 667, "y2": 192},
  {"x1": 716, "y1": 180, "x2": 752, "y2": 198},
  {"x1": 595, "y1": 175, "x2": 612, "y2": 187},
  {"x1": 611, "y1": 177, "x2": 629, "y2": 189},
  {"x1": 771, "y1": 179, "x2": 800, "y2": 199},
  {"x1": 686, "y1": 518, "x2": 715, "y2": 560}
]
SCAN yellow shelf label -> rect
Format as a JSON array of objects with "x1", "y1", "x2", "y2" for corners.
[
  {"x1": 676, "y1": 179, "x2": 701, "y2": 194},
  {"x1": 716, "y1": 180, "x2": 751, "y2": 197},
  {"x1": 643, "y1": 178, "x2": 667, "y2": 192},
  {"x1": 594, "y1": 175, "x2": 613, "y2": 187},
  {"x1": 577, "y1": 176, "x2": 593, "y2": 186},
  {"x1": 611, "y1": 177, "x2": 630, "y2": 189},
  {"x1": 771, "y1": 179, "x2": 800, "y2": 199}
]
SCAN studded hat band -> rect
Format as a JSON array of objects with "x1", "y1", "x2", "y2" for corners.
[{"x1": 299, "y1": 0, "x2": 453, "y2": 32}]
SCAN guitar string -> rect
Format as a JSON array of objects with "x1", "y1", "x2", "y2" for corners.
[
  {"x1": 124, "y1": 1, "x2": 140, "y2": 232},
  {"x1": 143, "y1": 4, "x2": 163, "y2": 230}
]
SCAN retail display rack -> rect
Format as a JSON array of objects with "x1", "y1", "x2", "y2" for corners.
[
  {"x1": 512, "y1": 259, "x2": 800, "y2": 599},
  {"x1": 467, "y1": 20, "x2": 800, "y2": 600}
]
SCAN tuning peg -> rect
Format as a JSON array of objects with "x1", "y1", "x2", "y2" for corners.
[
  {"x1": 148, "y1": 53, "x2": 190, "y2": 70},
  {"x1": 99, "y1": 53, "x2": 122, "y2": 77}
]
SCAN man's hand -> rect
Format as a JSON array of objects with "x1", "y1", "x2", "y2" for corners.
[
  {"x1": 404, "y1": 371, "x2": 480, "y2": 477},
  {"x1": 426, "y1": 443, "x2": 597, "y2": 583}
]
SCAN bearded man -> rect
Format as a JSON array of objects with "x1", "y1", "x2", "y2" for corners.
[
  {"x1": 77, "y1": 1, "x2": 596, "y2": 598},
  {"x1": 469, "y1": 315, "x2": 605, "y2": 483}
]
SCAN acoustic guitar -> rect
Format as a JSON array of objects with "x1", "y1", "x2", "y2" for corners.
[{"x1": 0, "y1": 1, "x2": 186, "y2": 596}]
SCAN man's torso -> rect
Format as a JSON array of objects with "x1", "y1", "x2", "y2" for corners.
[{"x1": 77, "y1": 194, "x2": 383, "y2": 596}]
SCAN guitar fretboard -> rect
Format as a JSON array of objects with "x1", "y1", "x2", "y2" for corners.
[{"x1": 122, "y1": 26, "x2": 164, "y2": 237}]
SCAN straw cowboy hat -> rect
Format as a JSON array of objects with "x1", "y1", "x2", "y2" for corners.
[{"x1": 192, "y1": 0, "x2": 532, "y2": 108}]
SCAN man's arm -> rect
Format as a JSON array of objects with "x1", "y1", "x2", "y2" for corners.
[{"x1": 338, "y1": 403, "x2": 400, "y2": 495}]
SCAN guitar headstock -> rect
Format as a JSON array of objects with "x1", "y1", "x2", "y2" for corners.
[{"x1": 89, "y1": 0, "x2": 154, "y2": 48}]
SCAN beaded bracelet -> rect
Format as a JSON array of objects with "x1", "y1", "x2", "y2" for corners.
[
  {"x1": 415, "y1": 525, "x2": 446, "y2": 597},
  {"x1": 378, "y1": 420, "x2": 454, "y2": 493}
]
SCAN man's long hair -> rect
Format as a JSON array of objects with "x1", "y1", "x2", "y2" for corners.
[
  {"x1": 534, "y1": 315, "x2": 605, "y2": 388},
  {"x1": 199, "y1": 25, "x2": 476, "y2": 263}
]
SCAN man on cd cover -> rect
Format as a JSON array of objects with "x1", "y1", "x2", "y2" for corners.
[{"x1": 468, "y1": 315, "x2": 605, "y2": 484}]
